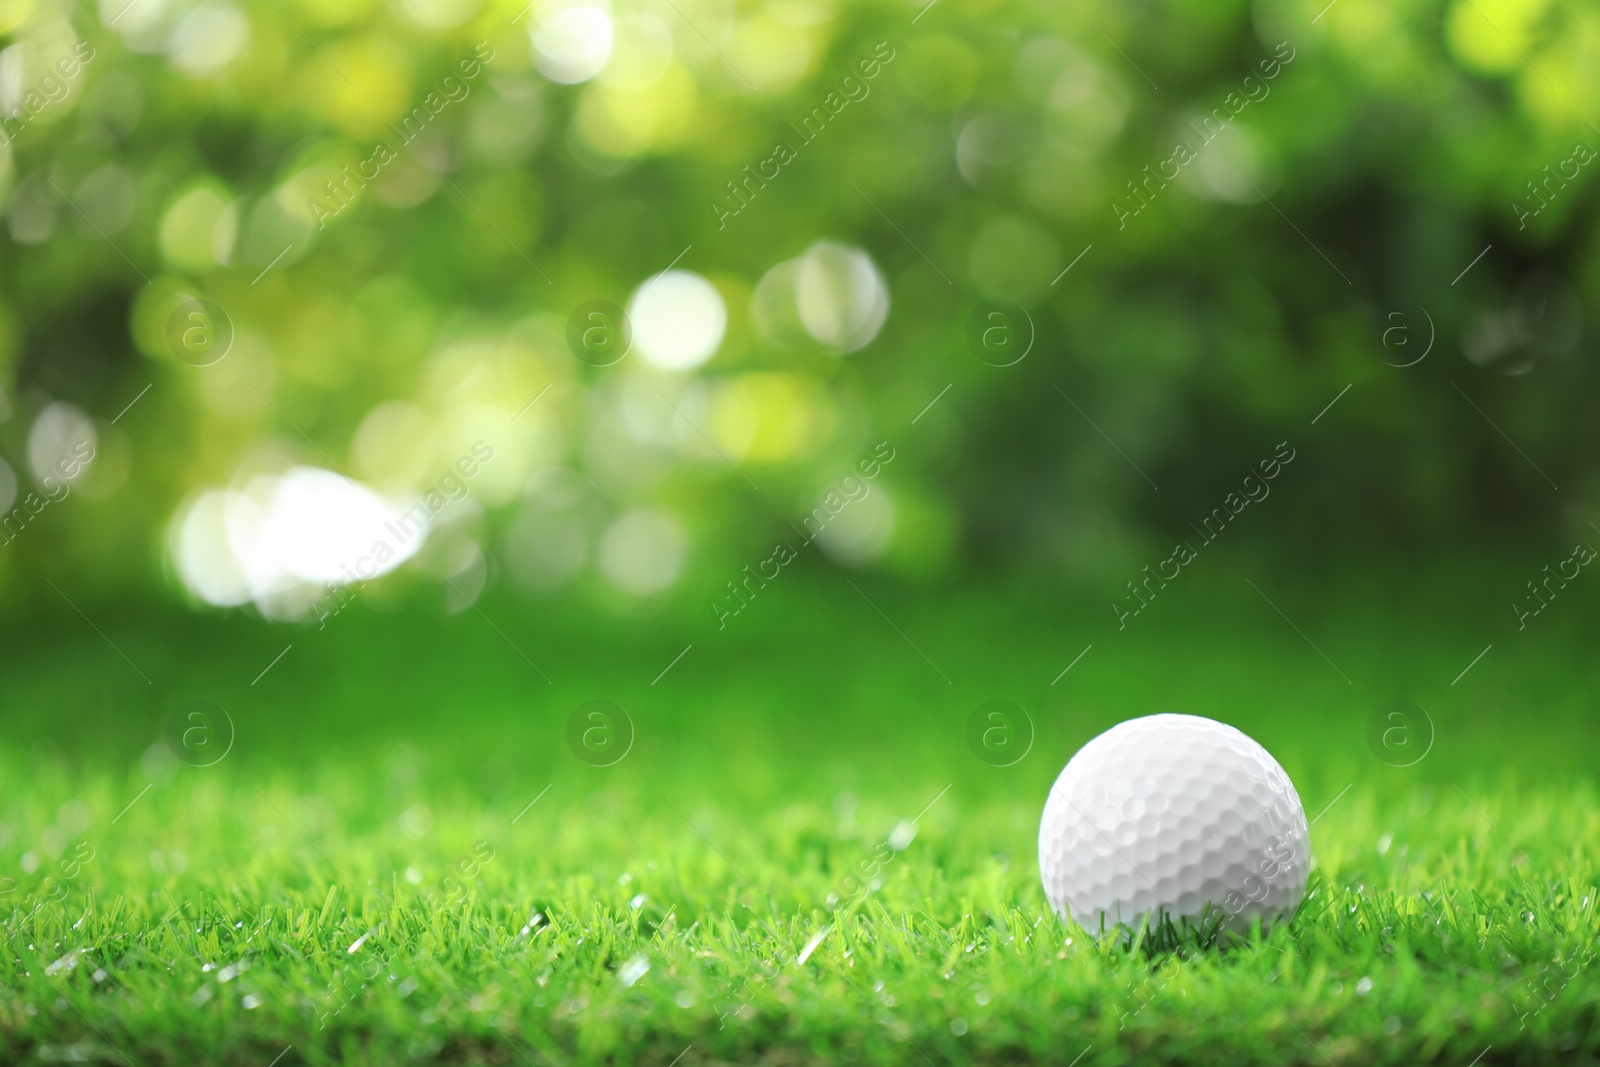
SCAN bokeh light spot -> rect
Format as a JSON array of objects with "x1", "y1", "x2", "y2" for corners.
[
  {"x1": 531, "y1": 1, "x2": 615, "y2": 85},
  {"x1": 168, "y1": 1, "x2": 249, "y2": 77},
  {"x1": 27, "y1": 402, "x2": 97, "y2": 489},
  {"x1": 628, "y1": 270, "x2": 727, "y2": 370},
  {"x1": 599, "y1": 508, "x2": 686, "y2": 596},
  {"x1": 797, "y1": 242, "x2": 890, "y2": 353},
  {"x1": 159, "y1": 181, "x2": 237, "y2": 273}
]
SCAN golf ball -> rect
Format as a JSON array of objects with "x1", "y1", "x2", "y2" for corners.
[{"x1": 1038, "y1": 713, "x2": 1310, "y2": 939}]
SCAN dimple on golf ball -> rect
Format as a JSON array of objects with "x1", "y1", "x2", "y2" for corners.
[{"x1": 1038, "y1": 713, "x2": 1310, "y2": 939}]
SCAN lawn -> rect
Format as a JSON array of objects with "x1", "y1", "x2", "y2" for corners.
[{"x1": 4, "y1": 558, "x2": 1598, "y2": 1065}]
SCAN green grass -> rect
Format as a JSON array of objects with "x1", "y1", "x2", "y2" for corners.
[{"x1": 5, "y1": 560, "x2": 1600, "y2": 1065}]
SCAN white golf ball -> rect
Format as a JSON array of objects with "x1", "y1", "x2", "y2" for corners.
[{"x1": 1038, "y1": 713, "x2": 1310, "y2": 939}]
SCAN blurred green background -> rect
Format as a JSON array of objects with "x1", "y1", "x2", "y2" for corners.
[
  {"x1": 5, "y1": 5, "x2": 1600, "y2": 1059},
  {"x1": 0, "y1": 0, "x2": 1595, "y2": 626}
]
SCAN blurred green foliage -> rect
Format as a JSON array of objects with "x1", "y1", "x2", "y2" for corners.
[{"x1": 0, "y1": 0, "x2": 1597, "y2": 615}]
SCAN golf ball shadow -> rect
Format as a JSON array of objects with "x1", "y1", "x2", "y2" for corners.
[
  {"x1": 566, "y1": 699, "x2": 634, "y2": 767},
  {"x1": 965, "y1": 699, "x2": 1033, "y2": 767},
  {"x1": 164, "y1": 699, "x2": 235, "y2": 767},
  {"x1": 1366, "y1": 699, "x2": 1434, "y2": 767}
]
